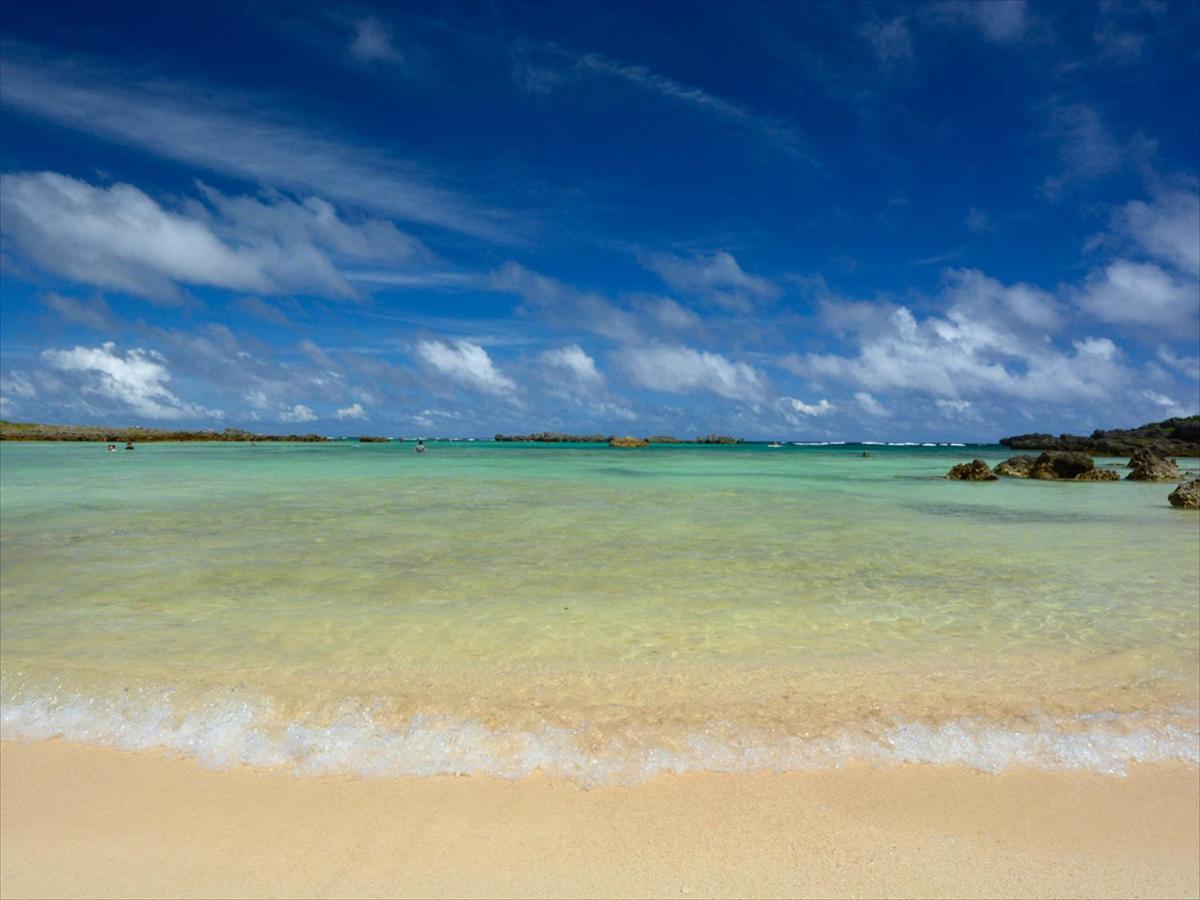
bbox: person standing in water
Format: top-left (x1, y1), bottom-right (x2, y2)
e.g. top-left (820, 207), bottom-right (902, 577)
top-left (415, 439), bottom-right (427, 453)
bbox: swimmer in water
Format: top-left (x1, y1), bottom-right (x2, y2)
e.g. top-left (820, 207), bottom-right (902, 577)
top-left (125, 441), bottom-right (135, 450)
top-left (415, 439), bottom-right (427, 453)
top-left (107, 444), bottom-right (116, 452)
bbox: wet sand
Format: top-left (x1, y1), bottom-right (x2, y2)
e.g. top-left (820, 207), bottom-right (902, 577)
top-left (1, 740), bottom-right (1196, 899)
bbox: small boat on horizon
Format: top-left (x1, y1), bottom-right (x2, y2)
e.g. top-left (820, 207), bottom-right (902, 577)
top-left (767, 441), bottom-right (782, 448)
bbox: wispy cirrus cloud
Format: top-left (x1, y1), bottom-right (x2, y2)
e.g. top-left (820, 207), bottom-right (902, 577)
top-left (0, 56), bottom-right (518, 242)
top-left (512, 42), bottom-right (820, 169)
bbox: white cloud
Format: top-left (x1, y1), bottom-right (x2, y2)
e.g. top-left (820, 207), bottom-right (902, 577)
top-left (855, 392), bottom-right (890, 417)
top-left (1110, 189), bottom-right (1200, 276)
top-left (795, 294), bottom-right (1134, 406)
top-left (335, 402), bottom-right (367, 420)
top-left (490, 262), bottom-right (642, 343)
top-left (41, 341), bottom-right (219, 420)
top-left (643, 251), bottom-right (779, 312)
top-left (417, 340), bottom-right (517, 395)
top-left (1075, 260), bottom-right (1197, 330)
top-left (279, 404), bottom-right (317, 423)
top-left (781, 396), bottom-right (834, 417)
top-left (350, 17), bottom-right (401, 64)
top-left (942, 268), bottom-right (1063, 332)
top-left (936, 398), bottom-right (974, 416)
top-left (0, 58), bottom-right (513, 241)
top-left (540, 344), bottom-right (603, 385)
top-left (0, 172), bottom-right (427, 301)
top-left (616, 345), bottom-right (766, 402)
top-left (1157, 346), bottom-right (1200, 381)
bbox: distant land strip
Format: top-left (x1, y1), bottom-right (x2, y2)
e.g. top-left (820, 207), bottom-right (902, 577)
top-left (999, 416), bottom-right (1200, 457)
top-left (0, 421), bottom-right (328, 442)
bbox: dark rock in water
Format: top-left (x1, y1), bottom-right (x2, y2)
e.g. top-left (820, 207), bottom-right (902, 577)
top-left (1168, 479), bottom-right (1200, 509)
top-left (1075, 468), bottom-right (1120, 481)
top-left (1126, 449), bottom-right (1181, 481)
top-left (358, 436), bottom-right (389, 442)
top-left (608, 436), bottom-right (649, 448)
top-left (999, 415), bottom-right (1200, 457)
top-left (995, 455), bottom-right (1037, 478)
top-left (1030, 451), bottom-right (1094, 480)
top-left (945, 459), bottom-right (997, 480)
top-left (695, 434), bottom-right (743, 444)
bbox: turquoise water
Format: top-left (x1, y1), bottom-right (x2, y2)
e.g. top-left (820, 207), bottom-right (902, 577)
top-left (2, 440), bottom-right (1198, 784)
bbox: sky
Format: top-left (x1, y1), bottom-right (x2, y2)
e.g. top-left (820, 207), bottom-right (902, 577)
top-left (0, 0), bottom-right (1197, 440)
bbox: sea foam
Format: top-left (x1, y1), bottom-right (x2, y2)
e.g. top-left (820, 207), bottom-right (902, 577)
top-left (2, 689), bottom-right (1196, 787)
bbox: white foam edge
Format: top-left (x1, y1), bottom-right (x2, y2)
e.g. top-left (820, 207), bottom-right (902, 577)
top-left (2, 692), bottom-right (1197, 787)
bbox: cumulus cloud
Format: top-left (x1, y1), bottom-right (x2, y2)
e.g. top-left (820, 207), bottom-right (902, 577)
top-left (0, 172), bottom-right (428, 301)
top-left (616, 345), bottom-right (766, 401)
top-left (781, 396), bottom-right (834, 417)
top-left (417, 340), bottom-right (517, 395)
top-left (942, 268), bottom-right (1063, 332)
top-left (642, 251), bottom-right (779, 312)
top-left (40, 341), bottom-right (219, 420)
top-left (1075, 260), bottom-right (1197, 330)
top-left (540, 344), bottom-right (603, 385)
top-left (279, 404), bottom-right (317, 423)
top-left (335, 402), bottom-right (367, 420)
top-left (855, 392), bottom-right (890, 417)
top-left (794, 292), bottom-right (1135, 406)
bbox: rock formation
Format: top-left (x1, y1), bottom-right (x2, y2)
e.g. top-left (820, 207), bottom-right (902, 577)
top-left (1075, 468), bottom-right (1120, 481)
top-left (945, 459), bottom-right (998, 480)
top-left (1168, 479), bottom-right (1200, 509)
top-left (994, 455), bottom-right (1037, 478)
top-left (1029, 451), bottom-right (1095, 480)
top-left (1125, 448), bottom-right (1182, 481)
top-left (608, 436), bottom-right (649, 448)
top-left (1000, 415), bottom-right (1200, 457)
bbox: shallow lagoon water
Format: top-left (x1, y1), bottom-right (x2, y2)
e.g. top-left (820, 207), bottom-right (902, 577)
top-left (2, 441), bottom-right (1197, 784)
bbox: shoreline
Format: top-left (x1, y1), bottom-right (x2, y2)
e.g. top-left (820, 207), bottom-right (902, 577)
top-left (2, 740), bottom-right (1197, 899)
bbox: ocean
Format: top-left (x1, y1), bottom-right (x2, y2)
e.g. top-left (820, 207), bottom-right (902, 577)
top-left (2, 440), bottom-right (1197, 786)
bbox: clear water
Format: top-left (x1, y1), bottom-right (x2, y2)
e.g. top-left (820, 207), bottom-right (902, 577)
top-left (2, 440), bottom-right (1198, 784)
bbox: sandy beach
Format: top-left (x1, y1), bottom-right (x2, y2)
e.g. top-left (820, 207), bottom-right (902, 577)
top-left (2, 740), bottom-right (1197, 899)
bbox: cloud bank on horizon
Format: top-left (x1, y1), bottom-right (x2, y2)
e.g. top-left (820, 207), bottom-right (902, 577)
top-left (1, 0), bottom-right (1197, 440)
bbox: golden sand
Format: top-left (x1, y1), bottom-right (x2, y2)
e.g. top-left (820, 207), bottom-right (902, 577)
top-left (1, 740), bottom-right (1196, 899)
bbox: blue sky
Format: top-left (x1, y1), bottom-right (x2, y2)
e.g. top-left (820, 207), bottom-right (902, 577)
top-left (1, 0), bottom-right (1197, 440)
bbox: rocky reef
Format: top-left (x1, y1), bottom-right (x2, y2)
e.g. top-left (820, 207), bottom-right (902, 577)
top-left (358, 436), bottom-right (390, 443)
top-left (608, 436), bottom-right (649, 448)
top-left (1125, 448), bottom-right (1182, 481)
top-left (1168, 479), bottom-right (1200, 509)
top-left (945, 459), bottom-right (997, 480)
top-left (695, 434), bottom-right (743, 444)
top-left (0, 421), bottom-right (328, 442)
top-left (1000, 416), bottom-right (1200, 457)
top-left (991, 451), bottom-right (1119, 481)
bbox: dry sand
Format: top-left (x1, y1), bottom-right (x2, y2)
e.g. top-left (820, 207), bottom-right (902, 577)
top-left (1, 739), bottom-right (1197, 899)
